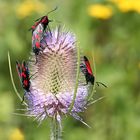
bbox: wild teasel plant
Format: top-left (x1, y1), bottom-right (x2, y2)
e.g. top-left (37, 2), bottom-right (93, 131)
top-left (8, 26), bottom-right (103, 140)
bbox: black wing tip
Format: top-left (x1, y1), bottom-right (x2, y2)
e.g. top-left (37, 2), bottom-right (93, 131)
top-left (83, 56), bottom-right (88, 61)
top-left (23, 61), bottom-right (29, 69)
top-left (22, 61), bottom-right (26, 66)
top-left (16, 60), bottom-right (19, 65)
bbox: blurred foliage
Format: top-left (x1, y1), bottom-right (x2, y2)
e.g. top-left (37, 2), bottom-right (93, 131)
top-left (0, 0), bottom-right (140, 140)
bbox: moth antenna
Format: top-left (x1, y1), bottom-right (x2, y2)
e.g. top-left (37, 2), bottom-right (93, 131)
top-left (47, 6), bottom-right (58, 15)
top-left (35, 6), bottom-right (58, 22)
top-left (96, 82), bottom-right (107, 88)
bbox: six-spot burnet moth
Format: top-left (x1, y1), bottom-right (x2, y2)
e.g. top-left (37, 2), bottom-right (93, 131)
top-left (29, 7), bottom-right (57, 60)
top-left (16, 61), bottom-right (31, 103)
top-left (29, 7), bottom-right (58, 33)
top-left (80, 56), bottom-right (107, 87)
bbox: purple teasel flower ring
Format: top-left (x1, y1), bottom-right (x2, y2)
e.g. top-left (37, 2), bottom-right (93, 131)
top-left (22, 26), bottom-right (91, 126)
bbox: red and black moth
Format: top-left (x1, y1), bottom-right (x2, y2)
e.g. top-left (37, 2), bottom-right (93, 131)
top-left (16, 61), bottom-right (31, 103)
top-left (32, 24), bottom-right (44, 57)
top-left (80, 56), bottom-right (107, 87)
top-left (29, 16), bottom-right (51, 33)
top-left (29, 7), bottom-right (58, 33)
top-left (29, 7), bottom-right (58, 60)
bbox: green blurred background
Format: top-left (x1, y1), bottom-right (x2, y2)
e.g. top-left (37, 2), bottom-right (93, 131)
top-left (0, 0), bottom-right (140, 140)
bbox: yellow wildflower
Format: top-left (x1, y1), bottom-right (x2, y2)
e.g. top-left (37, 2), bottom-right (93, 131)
top-left (88, 4), bottom-right (113, 20)
top-left (111, 0), bottom-right (134, 12)
top-left (9, 128), bottom-right (24, 140)
top-left (16, 0), bottom-right (46, 19)
top-left (110, 0), bottom-right (140, 13)
top-left (133, 1), bottom-right (140, 13)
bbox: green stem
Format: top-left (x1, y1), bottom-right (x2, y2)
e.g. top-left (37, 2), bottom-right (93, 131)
top-left (68, 45), bottom-right (80, 112)
top-left (50, 116), bottom-right (62, 140)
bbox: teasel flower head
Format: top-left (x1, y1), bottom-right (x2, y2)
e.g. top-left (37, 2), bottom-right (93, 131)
top-left (24, 26), bottom-right (90, 127)
top-left (6, 25), bottom-right (95, 139)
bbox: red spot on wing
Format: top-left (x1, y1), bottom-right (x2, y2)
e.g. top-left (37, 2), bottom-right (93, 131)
top-left (23, 80), bottom-right (28, 86)
top-left (35, 42), bottom-right (40, 48)
top-left (31, 21), bottom-right (40, 30)
top-left (31, 25), bottom-right (35, 30)
top-left (35, 34), bottom-right (39, 39)
top-left (41, 17), bottom-right (48, 24)
top-left (21, 72), bottom-right (26, 78)
top-left (22, 64), bottom-right (26, 72)
top-left (38, 29), bottom-right (43, 33)
top-left (84, 58), bottom-right (93, 75)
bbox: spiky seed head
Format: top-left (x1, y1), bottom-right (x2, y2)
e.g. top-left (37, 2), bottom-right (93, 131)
top-left (24, 26), bottom-right (89, 124)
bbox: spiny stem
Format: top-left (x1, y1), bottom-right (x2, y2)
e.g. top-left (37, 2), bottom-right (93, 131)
top-left (8, 52), bottom-right (27, 106)
top-left (50, 116), bottom-right (62, 140)
top-left (68, 45), bottom-right (80, 112)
